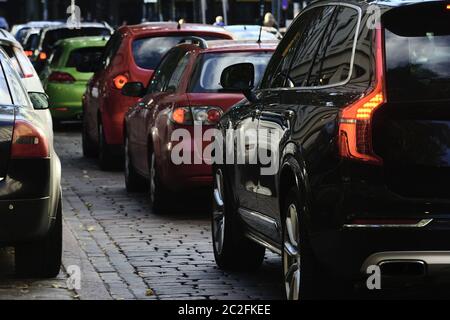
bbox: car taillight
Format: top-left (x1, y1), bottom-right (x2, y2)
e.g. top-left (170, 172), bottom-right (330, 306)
top-left (171, 106), bottom-right (223, 125)
top-left (113, 74), bottom-right (128, 90)
top-left (38, 52), bottom-right (48, 60)
top-left (48, 71), bottom-right (75, 83)
top-left (338, 28), bottom-right (385, 165)
top-left (24, 50), bottom-right (33, 57)
top-left (11, 120), bottom-right (49, 159)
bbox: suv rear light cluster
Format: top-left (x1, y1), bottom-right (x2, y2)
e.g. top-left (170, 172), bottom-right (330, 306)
top-left (48, 71), bottom-right (76, 83)
top-left (338, 29), bottom-right (385, 165)
top-left (171, 106), bottom-right (223, 125)
top-left (11, 120), bottom-right (49, 159)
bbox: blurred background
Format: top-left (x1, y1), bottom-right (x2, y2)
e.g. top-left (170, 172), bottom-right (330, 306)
top-left (0, 0), bottom-right (311, 28)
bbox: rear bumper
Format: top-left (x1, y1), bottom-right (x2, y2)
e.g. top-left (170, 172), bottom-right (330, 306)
top-left (0, 196), bottom-right (52, 245)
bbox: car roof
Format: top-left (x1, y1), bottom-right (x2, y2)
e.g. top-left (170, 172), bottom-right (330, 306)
top-left (56, 36), bottom-right (109, 48)
top-left (311, 0), bottom-right (444, 8)
top-left (120, 22), bottom-right (233, 38)
top-left (42, 22), bottom-right (112, 32)
top-left (179, 39), bottom-right (278, 54)
top-left (0, 28), bottom-right (21, 47)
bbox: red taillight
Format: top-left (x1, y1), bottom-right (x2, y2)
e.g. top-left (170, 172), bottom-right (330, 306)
top-left (338, 28), bottom-right (385, 165)
top-left (24, 50), bottom-right (33, 57)
top-left (11, 120), bottom-right (49, 159)
top-left (171, 107), bottom-right (191, 125)
top-left (207, 109), bottom-right (222, 123)
top-left (113, 74), bottom-right (128, 90)
top-left (446, 4), bottom-right (450, 10)
top-left (48, 71), bottom-right (75, 83)
top-left (39, 52), bottom-right (48, 60)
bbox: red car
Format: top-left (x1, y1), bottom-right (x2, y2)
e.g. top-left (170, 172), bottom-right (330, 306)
top-left (122, 40), bottom-right (276, 212)
top-left (81, 22), bottom-right (233, 170)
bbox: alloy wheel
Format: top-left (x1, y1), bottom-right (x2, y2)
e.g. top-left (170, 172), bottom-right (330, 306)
top-left (283, 203), bottom-right (301, 300)
top-left (212, 170), bottom-right (225, 255)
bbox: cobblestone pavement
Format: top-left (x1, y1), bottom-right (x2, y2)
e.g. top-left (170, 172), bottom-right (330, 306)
top-left (57, 127), bottom-right (283, 300)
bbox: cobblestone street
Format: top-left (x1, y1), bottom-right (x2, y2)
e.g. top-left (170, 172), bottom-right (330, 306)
top-left (1, 126), bottom-right (283, 300)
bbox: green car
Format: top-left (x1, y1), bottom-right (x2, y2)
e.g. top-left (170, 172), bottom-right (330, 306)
top-left (40, 36), bottom-right (108, 123)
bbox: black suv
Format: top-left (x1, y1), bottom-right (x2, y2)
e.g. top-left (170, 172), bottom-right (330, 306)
top-left (212, 0), bottom-right (450, 299)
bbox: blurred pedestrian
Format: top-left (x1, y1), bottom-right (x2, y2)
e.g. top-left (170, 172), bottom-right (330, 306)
top-left (213, 16), bottom-right (225, 27)
top-left (263, 12), bottom-right (278, 29)
top-left (178, 18), bottom-right (186, 25)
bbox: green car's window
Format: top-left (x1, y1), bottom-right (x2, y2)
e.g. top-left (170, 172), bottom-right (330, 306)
top-left (66, 47), bottom-right (104, 70)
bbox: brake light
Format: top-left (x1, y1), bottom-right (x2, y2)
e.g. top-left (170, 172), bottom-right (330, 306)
top-left (447, 4), bottom-right (450, 10)
top-left (48, 71), bottom-right (75, 83)
top-left (24, 50), bottom-right (33, 57)
top-left (39, 52), bottom-right (48, 60)
top-left (172, 107), bottom-right (191, 125)
top-left (11, 120), bottom-right (49, 159)
top-left (338, 28), bottom-right (385, 165)
top-left (113, 74), bottom-right (128, 90)
top-left (192, 107), bottom-right (223, 125)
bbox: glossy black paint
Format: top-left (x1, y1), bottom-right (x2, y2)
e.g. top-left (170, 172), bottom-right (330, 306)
top-left (216, 0), bottom-right (450, 279)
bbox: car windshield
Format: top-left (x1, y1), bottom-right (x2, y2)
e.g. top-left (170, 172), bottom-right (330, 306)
top-left (132, 34), bottom-right (228, 70)
top-left (385, 15), bottom-right (450, 102)
top-left (189, 51), bottom-right (272, 93)
top-left (66, 47), bottom-right (105, 70)
top-left (42, 27), bottom-right (111, 52)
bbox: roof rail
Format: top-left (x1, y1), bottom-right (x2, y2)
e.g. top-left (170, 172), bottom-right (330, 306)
top-left (178, 36), bottom-right (208, 49)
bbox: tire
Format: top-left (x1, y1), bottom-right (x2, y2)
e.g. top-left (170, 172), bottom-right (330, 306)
top-left (148, 149), bottom-right (170, 214)
top-left (15, 194), bottom-right (63, 278)
top-left (124, 134), bottom-right (147, 192)
top-left (82, 117), bottom-right (97, 158)
top-left (98, 122), bottom-right (114, 171)
top-left (212, 168), bottom-right (265, 271)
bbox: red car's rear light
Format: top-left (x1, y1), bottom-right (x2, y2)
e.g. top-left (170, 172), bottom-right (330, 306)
top-left (446, 3), bottom-right (450, 10)
top-left (171, 106), bottom-right (223, 125)
top-left (11, 120), bottom-right (49, 159)
top-left (113, 74), bottom-right (129, 90)
top-left (48, 71), bottom-right (75, 83)
top-left (338, 28), bottom-right (385, 165)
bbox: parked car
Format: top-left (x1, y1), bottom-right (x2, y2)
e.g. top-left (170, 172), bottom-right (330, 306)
top-left (212, 0), bottom-right (450, 299)
top-left (40, 36), bottom-right (108, 124)
top-left (31, 22), bottom-right (113, 72)
top-left (122, 40), bottom-right (276, 213)
top-left (81, 22), bottom-right (234, 170)
top-left (224, 25), bottom-right (282, 41)
top-left (0, 32), bottom-right (62, 278)
top-left (11, 21), bottom-right (63, 45)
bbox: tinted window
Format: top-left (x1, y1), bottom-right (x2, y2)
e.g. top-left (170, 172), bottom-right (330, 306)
top-left (0, 52), bottom-right (30, 106)
top-left (102, 32), bottom-right (122, 68)
top-left (50, 46), bottom-right (64, 67)
top-left (288, 6), bottom-right (336, 88)
top-left (166, 53), bottom-right (191, 92)
top-left (148, 49), bottom-right (183, 93)
top-left (308, 7), bottom-right (359, 87)
top-left (0, 59), bottom-right (12, 105)
top-left (24, 33), bottom-right (39, 51)
top-left (42, 27), bottom-right (111, 52)
top-left (66, 47), bottom-right (104, 69)
top-left (189, 52), bottom-right (272, 93)
top-left (132, 35), bottom-right (226, 70)
top-left (385, 13), bottom-right (450, 101)
top-left (1, 44), bottom-right (23, 77)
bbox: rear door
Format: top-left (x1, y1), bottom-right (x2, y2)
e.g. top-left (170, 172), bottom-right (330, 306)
top-left (373, 3), bottom-right (450, 198)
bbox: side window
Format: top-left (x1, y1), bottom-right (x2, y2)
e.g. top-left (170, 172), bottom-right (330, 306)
top-left (0, 61), bottom-right (12, 105)
top-left (0, 52), bottom-right (30, 106)
top-left (148, 50), bottom-right (181, 93)
top-left (308, 6), bottom-right (360, 87)
top-left (287, 6), bottom-right (336, 87)
top-left (166, 53), bottom-right (191, 92)
top-left (102, 32), bottom-right (122, 68)
top-left (50, 46), bottom-right (63, 67)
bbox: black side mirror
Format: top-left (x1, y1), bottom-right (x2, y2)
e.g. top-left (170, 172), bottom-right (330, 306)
top-left (221, 63), bottom-right (255, 91)
top-left (28, 92), bottom-right (49, 110)
top-left (122, 82), bottom-right (145, 97)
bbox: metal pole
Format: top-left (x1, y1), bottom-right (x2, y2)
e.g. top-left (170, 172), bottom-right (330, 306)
top-left (41, 0), bottom-right (48, 20)
top-left (222, 0), bottom-right (228, 25)
top-left (200, 0), bottom-right (207, 24)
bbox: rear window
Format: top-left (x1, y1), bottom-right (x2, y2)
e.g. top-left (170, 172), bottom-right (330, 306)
top-left (384, 6), bottom-right (450, 102)
top-left (42, 27), bottom-right (111, 51)
top-left (189, 52), bottom-right (272, 93)
top-left (66, 47), bottom-right (104, 70)
top-left (132, 35), bottom-right (227, 70)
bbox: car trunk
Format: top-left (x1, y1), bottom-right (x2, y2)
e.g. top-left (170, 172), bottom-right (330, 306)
top-left (373, 3), bottom-right (450, 198)
top-left (0, 105), bottom-right (16, 179)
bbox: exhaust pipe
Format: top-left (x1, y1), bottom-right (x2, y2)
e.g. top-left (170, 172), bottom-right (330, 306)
top-left (379, 260), bottom-right (426, 277)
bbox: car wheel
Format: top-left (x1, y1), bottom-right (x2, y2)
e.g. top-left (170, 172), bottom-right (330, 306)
top-left (15, 192), bottom-right (63, 278)
top-left (212, 168), bottom-right (265, 271)
top-left (124, 134), bottom-right (147, 192)
top-left (148, 150), bottom-right (169, 213)
top-left (282, 187), bottom-right (321, 300)
top-left (98, 122), bottom-right (114, 170)
top-left (82, 117), bottom-right (97, 158)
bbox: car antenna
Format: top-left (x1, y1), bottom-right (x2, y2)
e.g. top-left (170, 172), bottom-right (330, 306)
top-left (257, 25), bottom-right (263, 44)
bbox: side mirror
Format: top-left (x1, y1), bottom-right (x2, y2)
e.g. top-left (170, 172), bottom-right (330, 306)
top-left (220, 63), bottom-right (255, 92)
top-left (28, 92), bottom-right (49, 110)
top-left (122, 82), bottom-right (145, 97)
